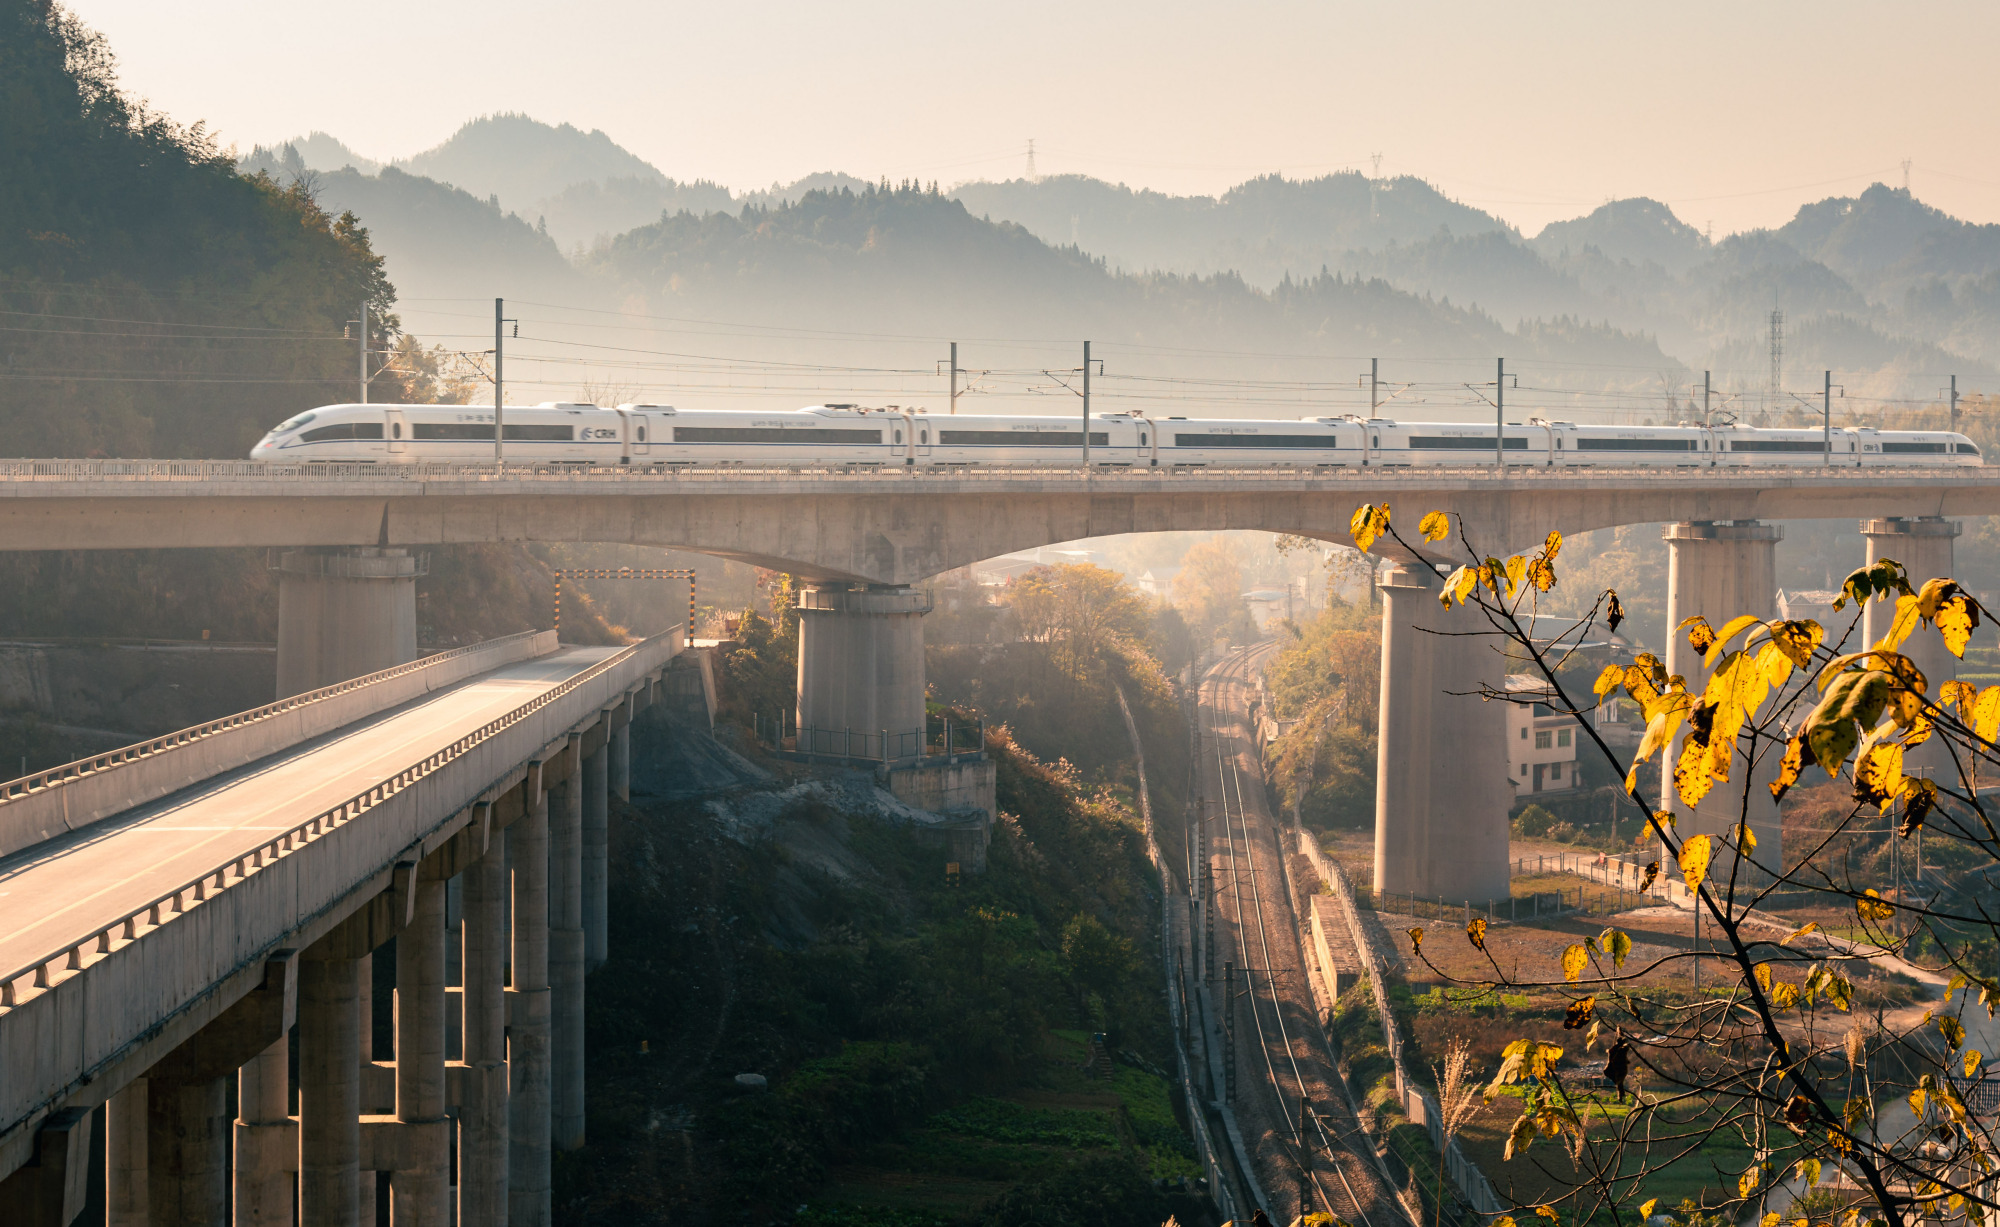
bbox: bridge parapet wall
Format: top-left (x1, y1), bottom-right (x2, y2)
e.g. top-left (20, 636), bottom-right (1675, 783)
top-left (0, 630), bottom-right (558, 864)
top-left (0, 631), bottom-right (676, 1174)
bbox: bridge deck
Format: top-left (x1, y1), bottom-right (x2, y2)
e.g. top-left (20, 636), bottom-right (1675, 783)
top-left (0, 646), bottom-right (620, 981)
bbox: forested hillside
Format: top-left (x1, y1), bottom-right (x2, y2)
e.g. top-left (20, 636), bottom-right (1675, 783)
top-left (0, 2), bottom-right (391, 458)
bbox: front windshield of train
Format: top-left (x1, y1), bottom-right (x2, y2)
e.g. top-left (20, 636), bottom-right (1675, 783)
top-left (273, 412), bottom-right (316, 434)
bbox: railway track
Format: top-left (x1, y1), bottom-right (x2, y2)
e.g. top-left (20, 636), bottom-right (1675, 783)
top-left (1200, 645), bottom-right (1404, 1227)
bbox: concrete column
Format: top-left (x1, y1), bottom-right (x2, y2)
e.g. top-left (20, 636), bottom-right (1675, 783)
top-left (1861, 517), bottom-right (1961, 782)
top-left (509, 778), bottom-right (553, 1227)
top-left (275, 547), bottom-right (423, 698)
top-left (391, 867), bottom-right (451, 1224)
top-left (0, 1107), bottom-right (93, 1227)
top-left (795, 583), bottom-right (929, 761)
top-left (355, 952), bottom-right (379, 1212)
top-left (611, 718), bottom-right (631, 802)
top-left (234, 1039), bottom-right (296, 1226)
top-left (583, 742), bottom-right (610, 970)
top-left (1372, 558), bottom-right (1510, 902)
top-left (550, 746), bottom-right (587, 1150)
top-left (1662, 521), bottom-right (1785, 871)
top-left (460, 824), bottom-right (510, 1225)
top-left (108, 1080), bottom-right (148, 1227)
top-left (301, 951), bottom-right (363, 1227)
top-left (147, 1075), bottom-right (230, 1225)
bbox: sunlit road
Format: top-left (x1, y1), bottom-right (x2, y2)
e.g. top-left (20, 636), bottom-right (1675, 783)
top-left (0, 648), bottom-right (620, 980)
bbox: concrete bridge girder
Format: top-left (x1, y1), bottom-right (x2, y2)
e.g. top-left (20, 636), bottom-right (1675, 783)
top-left (0, 468), bottom-right (1987, 585)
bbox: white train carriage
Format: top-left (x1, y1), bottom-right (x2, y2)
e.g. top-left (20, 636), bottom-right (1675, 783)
top-left (250, 402), bottom-right (1983, 470)
top-left (1155, 417), bottom-right (1357, 465)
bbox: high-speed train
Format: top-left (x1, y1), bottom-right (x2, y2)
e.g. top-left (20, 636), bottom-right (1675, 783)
top-left (249, 402), bottom-right (1984, 468)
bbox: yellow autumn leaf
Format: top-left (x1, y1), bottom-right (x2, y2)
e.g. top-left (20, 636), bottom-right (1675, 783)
top-left (1854, 741), bottom-right (1905, 813)
top-left (1638, 1200), bottom-right (1657, 1220)
top-left (1937, 593), bottom-right (1980, 659)
top-left (1593, 665), bottom-right (1626, 699)
top-left (1877, 594), bottom-right (1922, 652)
top-left (1781, 921), bottom-right (1818, 945)
top-left (1977, 685), bottom-right (2000, 744)
top-left (1940, 1014), bottom-right (1967, 1052)
top-left (1419, 510), bottom-right (1451, 542)
top-left (1968, 1050), bottom-right (1984, 1079)
top-left (1560, 943), bottom-right (1589, 982)
top-left (1734, 823), bottom-right (1756, 854)
top-left (1705, 614), bottom-right (1768, 668)
top-left (1439, 565), bottom-right (1479, 608)
top-left (1769, 734), bottom-right (1806, 803)
top-left (1349, 503), bottom-right (1390, 552)
top-left (1754, 641), bottom-right (1797, 689)
top-left (1674, 733), bottom-right (1717, 807)
top-left (1856, 890), bottom-right (1895, 922)
top-left (1739, 1164), bottom-right (1762, 1199)
top-left (1767, 619), bottom-right (1823, 669)
top-left (1505, 554), bottom-right (1529, 598)
top-left (1526, 556), bottom-right (1558, 593)
top-left (1754, 963), bottom-right (1773, 993)
top-left (1680, 614), bottom-right (1716, 657)
top-left (1679, 833), bottom-right (1714, 891)
top-left (1941, 678), bottom-right (1978, 716)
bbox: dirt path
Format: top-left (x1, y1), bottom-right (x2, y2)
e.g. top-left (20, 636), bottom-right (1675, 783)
top-left (1198, 646), bottom-right (1405, 1227)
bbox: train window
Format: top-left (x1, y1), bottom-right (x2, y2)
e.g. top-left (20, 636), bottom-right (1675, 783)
top-left (1140, 433), bottom-right (1147, 446)
top-left (637, 426), bottom-right (646, 441)
top-left (920, 430), bottom-right (928, 444)
top-left (392, 422), bottom-right (402, 439)
top-left (1372, 435), bottom-right (1379, 447)
top-left (1959, 442), bottom-right (1982, 455)
top-left (895, 430), bottom-right (904, 444)
top-left (277, 412), bottom-right (316, 432)
top-left (301, 422), bottom-right (385, 442)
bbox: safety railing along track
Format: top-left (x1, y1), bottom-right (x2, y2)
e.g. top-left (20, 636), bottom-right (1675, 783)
top-left (0, 631), bottom-right (543, 806)
top-left (0, 629), bottom-right (676, 1012)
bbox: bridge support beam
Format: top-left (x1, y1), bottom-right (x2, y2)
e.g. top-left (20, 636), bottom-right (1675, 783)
top-left (276, 547), bottom-right (423, 698)
top-left (796, 584), bottom-right (929, 761)
top-left (611, 716), bottom-right (631, 802)
top-left (1862, 517), bottom-right (1961, 782)
top-left (301, 950), bottom-right (363, 1227)
top-left (509, 771), bottom-right (553, 1227)
top-left (390, 864), bottom-right (451, 1224)
top-left (460, 820), bottom-right (510, 1226)
top-left (108, 1081), bottom-right (147, 1227)
top-left (1662, 521), bottom-right (1785, 873)
top-left (551, 739), bottom-right (587, 1151)
top-left (234, 1039), bottom-right (297, 1227)
top-left (1372, 559), bottom-right (1510, 903)
top-left (584, 739), bottom-right (610, 970)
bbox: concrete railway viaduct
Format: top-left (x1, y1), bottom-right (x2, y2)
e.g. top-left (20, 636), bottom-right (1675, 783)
top-left (0, 458), bottom-right (1995, 1225)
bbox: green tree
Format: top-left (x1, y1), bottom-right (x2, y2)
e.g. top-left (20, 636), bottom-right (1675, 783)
top-left (1172, 539), bottom-right (1250, 644)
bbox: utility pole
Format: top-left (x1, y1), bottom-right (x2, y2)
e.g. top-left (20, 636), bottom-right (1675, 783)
top-left (1702, 370), bottom-right (1710, 425)
top-left (1823, 369), bottom-right (1832, 466)
top-left (1081, 340), bottom-right (1091, 468)
top-left (1951, 374), bottom-right (1960, 431)
top-left (1495, 357), bottom-right (1506, 467)
top-left (949, 342), bottom-right (960, 414)
top-left (1370, 357), bottom-right (1379, 414)
top-left (358, 301), bottom-right (369, 404)
top-left (494, 297), bottom-right (506, 464)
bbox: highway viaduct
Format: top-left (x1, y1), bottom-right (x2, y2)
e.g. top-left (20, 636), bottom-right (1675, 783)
top-left (0, 458), bottom-right (1993, 1224)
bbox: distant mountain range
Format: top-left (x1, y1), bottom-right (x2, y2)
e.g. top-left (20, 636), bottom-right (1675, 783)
top-left (239, 113), bottom-right (2000, 407)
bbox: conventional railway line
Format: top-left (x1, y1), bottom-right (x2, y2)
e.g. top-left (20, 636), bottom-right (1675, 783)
top-left (1199, 646), bottom-right (1405, 1227)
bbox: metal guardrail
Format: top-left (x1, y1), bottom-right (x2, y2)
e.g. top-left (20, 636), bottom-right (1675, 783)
top-left (0, 630), bottom-right (544, 807)
top-left (0, 628), bottom-right (679, 1012)
top-left (0, 458), bottom-right (1983, 486)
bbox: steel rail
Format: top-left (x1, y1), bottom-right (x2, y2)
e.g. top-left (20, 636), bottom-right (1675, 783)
top-left (1206, 648), bottom-right (1379, 1227)
top-left (0, 626), bottom-right (678, 1011)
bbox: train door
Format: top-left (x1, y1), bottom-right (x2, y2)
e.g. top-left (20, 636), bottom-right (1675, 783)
top-left (627, 409), bottom-right (651, 459)
top-left (1137, 415), bottom-right (1157, 467)
top-left (913, 414), bottom-right (932, 463)
top-left (383, 408), bottom-right (408, 455)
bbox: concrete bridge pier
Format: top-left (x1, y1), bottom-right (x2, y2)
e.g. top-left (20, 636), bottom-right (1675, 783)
top-left (108, 1082), bottom-right (147, 1227)
top-left (275, 547), bottom-right (423, 698)
top-left (1662, 521), bottom-right (1785, 873)
top-left (583, 737), bottom-right (609, 970)
top-left (233, 1039), bottom-right (295, 1226)
top-left (509, 767), bottom-right (554, 1227)
top-left (796, 584), bottom-right (929, 760)
top-left (550, 736), bottom-right (587, 1152)
top-left (459, 813), bottom-right (511, 1225)
top-left (391, 865), bottom-right (451, 1224)
top-left (301, 946), bottom-right (364, 1227)
top-left (1862, 517), bottom-right (1961, 782)
top-left (611, 712), bottom-right (631, 801)
top-left (1372, 558), bottom-right (1511, 903)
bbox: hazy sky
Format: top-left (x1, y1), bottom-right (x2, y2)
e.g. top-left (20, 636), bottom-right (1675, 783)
top-left (68, 0), bottom-right (2000, 236)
